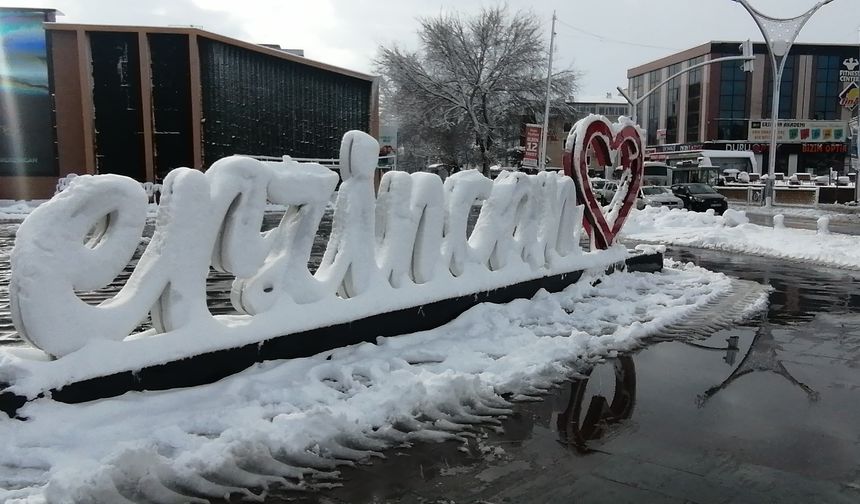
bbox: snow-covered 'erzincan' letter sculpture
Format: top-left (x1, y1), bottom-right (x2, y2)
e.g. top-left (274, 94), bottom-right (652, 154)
top-left (9, 129), bottom-right (618, 362)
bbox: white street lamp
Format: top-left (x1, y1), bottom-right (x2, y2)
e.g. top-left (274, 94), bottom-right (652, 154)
top-left (731, 0), bottom-right (836, 206)
top-left (855, 27), bottom-right (860, 203)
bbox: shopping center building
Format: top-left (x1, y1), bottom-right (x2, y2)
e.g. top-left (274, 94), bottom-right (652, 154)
top-left (627, 41), bottom-right (859, 176)
top-left (0, 7), bottom-right (378, 200)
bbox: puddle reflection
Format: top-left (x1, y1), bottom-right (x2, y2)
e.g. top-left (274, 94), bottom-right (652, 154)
top-left (697, 322), bottom-right (819, 406)
top-left (556, 356), bottom-right (636, 453)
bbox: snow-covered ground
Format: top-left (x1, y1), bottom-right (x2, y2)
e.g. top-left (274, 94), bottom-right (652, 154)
top-left (625, 207), bottom-right (860, 270)
top-left (0, 201), bottom-right (44, 221)
top-left (0, 261), bottom-right (767, 503)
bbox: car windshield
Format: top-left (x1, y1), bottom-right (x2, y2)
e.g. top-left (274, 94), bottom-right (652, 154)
top-left (642, 186), bottom-right (669, 196)
top-left (686, 183), bottom-right (717, 194)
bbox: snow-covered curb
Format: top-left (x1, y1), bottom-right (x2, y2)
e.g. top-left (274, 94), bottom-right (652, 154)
top-left (0, 261), bottom-right (767, 503)
top-left (624, 207), bottom-right (860, 271)
top-left (732, 203), bottom-right (860, 222)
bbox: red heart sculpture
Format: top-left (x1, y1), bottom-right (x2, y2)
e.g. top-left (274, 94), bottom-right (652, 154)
top-left (562, 116), bottom-right (644, 250)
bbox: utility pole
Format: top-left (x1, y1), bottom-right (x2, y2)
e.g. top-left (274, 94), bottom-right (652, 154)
top-left (539, 10), bottom-right (556, 171)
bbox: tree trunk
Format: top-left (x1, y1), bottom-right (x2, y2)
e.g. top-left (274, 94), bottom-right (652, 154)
top-left (478, 138), bottom-right (490, 177)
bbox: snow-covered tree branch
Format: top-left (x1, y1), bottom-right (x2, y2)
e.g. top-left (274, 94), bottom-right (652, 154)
top-left (376, 5), bottom-right (578, 175)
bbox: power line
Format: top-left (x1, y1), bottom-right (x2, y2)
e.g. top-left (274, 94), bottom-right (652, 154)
top-left (555, 19), bottom-right (681, 52)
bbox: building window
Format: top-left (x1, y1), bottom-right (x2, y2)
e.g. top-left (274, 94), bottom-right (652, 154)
top-left (647, 69), bottom-right (662, 145)
top-left (717, 58), bottom-right (748, 141)
top-left (764, 55), bottom-right (795, 119)
top-left (665, 63), bottom-right (682, 144)
top-left (813, 55), bottom-right (841, 120)
top-left (686, 56), bottom-right (703, 142)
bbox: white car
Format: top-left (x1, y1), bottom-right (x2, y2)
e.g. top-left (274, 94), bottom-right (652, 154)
top-left (636, 186), bottom-right (684, 210)
top-left (591, 179), bottom-right (618, 205)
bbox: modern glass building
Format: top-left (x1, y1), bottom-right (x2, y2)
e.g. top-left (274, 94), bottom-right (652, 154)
top-left (0, 7), bottom-right (378, 200)
top-left (628, 41), bottom-right (859, 176)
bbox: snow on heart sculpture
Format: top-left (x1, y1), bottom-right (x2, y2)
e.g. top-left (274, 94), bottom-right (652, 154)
top-left (563, 115), bottom-right (645, 250)
top-left (3, 118), bottom-right (645, 396)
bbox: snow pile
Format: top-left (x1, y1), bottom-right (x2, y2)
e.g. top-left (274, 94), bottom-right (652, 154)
top-left (0, 201), bottom-right (43, 221)
top-left (625, 206), bottom-right (860, 270)
top-left (0, 261), bottom-right (764, 503)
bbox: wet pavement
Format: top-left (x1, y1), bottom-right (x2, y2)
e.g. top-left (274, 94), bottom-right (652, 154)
top-left (2, 218), bottom-right (860, 503)
top-left (269, 247), bottom-right (860, 504)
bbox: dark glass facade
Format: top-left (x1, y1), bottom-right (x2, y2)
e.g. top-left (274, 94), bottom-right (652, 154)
top-left (685, 56), bottom-right (703, 142)
top-left (90, 32), bottom-right (146, 179)
top-left (199, 39), bottom-right (372, 163)
top-left (764, 55), bottom-right (795, 119)
top-left (665, 63), bottom-right (681, 144)
top-left (716, 57), bottom-right (748, 140)
top-left (813, 55), bottom-right (841, 120)
top-left (149, 34), bottom-right (193, 178)
top-left (646, 69), bottom-right (662, 145)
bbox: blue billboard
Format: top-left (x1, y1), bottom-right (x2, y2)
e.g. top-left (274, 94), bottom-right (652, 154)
top-left (0, 10), bottom-right (54, 177)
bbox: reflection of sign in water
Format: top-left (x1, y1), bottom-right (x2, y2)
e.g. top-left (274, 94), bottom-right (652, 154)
top-left (522, 123), bottom-right (541, 167)
top-left (748, 120), bottom-right (847, 143)
top-left (556, 356), bottom-right (636, 452)
top-left (0, 10), bottom-right (54, 176)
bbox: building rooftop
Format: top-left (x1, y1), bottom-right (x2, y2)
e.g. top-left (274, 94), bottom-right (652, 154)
top-left (571, 92), bottom-right (629, 105)
top-left (45, 22), bottom-right (375, 82)
top-left (628, 40), bottom-right (860, 78)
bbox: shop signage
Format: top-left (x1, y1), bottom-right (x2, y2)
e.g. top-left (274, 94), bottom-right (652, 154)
top-left (715, 142), bottom-right (770, 153)
top-left (839, 82), bottom-right (858, 111)
top-left (840, 57), bottom-right (859, 83)
top-left (801, 143), bottom-right (848, 154)
top-left (653, 143), bottom-right (703, 153)
top-left (748, 120), bottom-right (847, 143)
top-left (522, 123), bottom-right (542, 167)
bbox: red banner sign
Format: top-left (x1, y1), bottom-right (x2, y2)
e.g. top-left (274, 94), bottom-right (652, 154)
top-left (522, 123), bottom-right (542, 167)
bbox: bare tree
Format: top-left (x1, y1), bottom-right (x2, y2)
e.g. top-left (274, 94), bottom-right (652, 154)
top-left (376, 5), bottom-right (577, 176)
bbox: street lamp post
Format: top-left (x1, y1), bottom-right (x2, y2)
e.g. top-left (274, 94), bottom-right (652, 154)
top-left (731, 0), bottom-right (836, 206)
top-left (855, 27), bottom-right (860, 203)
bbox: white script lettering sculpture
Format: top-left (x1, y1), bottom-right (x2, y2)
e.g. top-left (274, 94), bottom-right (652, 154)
top-left (10, 130), bottom-right (594, 359)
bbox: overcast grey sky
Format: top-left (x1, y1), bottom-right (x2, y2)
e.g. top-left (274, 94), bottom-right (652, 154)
top-left (7, 0), bottom-right (860, 97)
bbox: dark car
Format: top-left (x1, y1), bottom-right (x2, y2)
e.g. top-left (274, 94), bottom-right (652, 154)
top-left (670, 183), bottom-right (728, 214)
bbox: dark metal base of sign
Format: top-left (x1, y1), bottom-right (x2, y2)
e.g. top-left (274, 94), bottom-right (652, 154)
top-left (0, 252), bottom-right (663, 419)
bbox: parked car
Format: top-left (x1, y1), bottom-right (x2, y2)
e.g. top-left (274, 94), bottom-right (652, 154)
top-left (636, 186), bottom-right (684, 210)
top-left (591, 179), bottom-right (618, 205)
top-left (425, 163), bottom-right (459, 180)
top-left (670, 183), bottom-right (728, 214)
